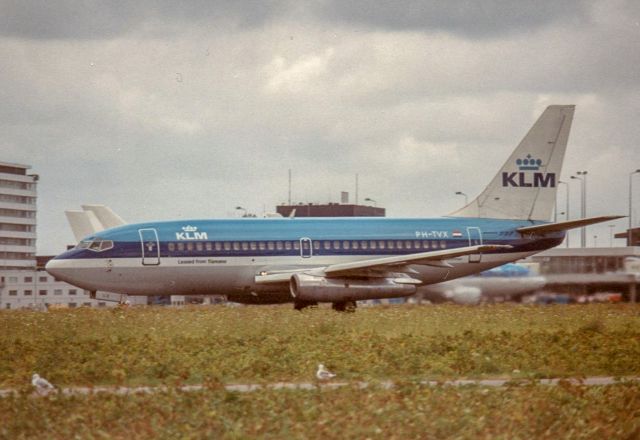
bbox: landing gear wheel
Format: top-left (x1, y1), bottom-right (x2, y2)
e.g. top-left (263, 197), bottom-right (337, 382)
top-left (332, 301), bottom-right (357, 313)
top-left (294, 300), bottom-right (318, 311)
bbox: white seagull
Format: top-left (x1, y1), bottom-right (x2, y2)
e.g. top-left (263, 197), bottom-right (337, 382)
top-left (31, 373), bottom-right (55, 394)
top-left (316, 364), bottom-right (336, 380)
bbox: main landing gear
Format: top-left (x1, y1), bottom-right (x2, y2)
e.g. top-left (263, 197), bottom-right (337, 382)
top-left (293, 300), bottom-right (318, 311)
top-left (332, 301), bottom-right (357, 313)
top-left (293, 300), bottom-right (357, 312)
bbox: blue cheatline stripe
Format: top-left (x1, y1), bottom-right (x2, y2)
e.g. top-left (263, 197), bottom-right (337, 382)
top-left (53, 236), bottom-right (561, 260)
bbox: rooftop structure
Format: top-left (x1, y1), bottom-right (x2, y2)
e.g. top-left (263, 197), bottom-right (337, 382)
top-left (276, 203), bottom-right (385, 218)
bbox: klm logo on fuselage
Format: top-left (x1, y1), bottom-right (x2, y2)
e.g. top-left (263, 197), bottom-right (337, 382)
top-left (176, 225), bottom-right (208, 240)
top-left (502, 154), bottom-right (555, 188)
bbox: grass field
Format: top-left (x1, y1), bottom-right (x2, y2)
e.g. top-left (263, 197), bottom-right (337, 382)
top-left (1, 304), bottom-right (640, 438)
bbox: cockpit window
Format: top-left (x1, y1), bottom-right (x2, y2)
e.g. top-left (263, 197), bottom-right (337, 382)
top-left (77, 238), bottom-right (114, 252)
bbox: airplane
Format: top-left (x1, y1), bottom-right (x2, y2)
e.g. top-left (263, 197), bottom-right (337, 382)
top-left (418, 262), bottom-right (546, 305)
top-left (46, 105), bottom-right (623, 311)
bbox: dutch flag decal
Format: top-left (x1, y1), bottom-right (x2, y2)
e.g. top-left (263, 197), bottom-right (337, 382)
top-left (452, 229), bottom-right (463, 238)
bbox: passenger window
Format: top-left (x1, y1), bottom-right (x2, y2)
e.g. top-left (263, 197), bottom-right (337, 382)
top-left (233, 242), bottom-right (240, 251)
top-left (343, 241), bottom-right (350, 250)
top-left (168, 243), bottom-right (176, 252)
top-left (241, 242), bottom-right (248, 251)
top-left (187, 242), bottom-right (194, 251)
top-left (431, 241), bottom-right (437, 249)
top-left (352, 241), bottom-right (359, 250)
top-left (276, 241), bottom-right (283, 251)
top-left (396, 241), bottom-right (404, 249)
top-left (178, 242), bottom-right (185, 251)
top-left (285, 241), bottom-right (292, 250)
top-left (293, 241), bottom-right (300, 250)
top-left (250, 242), bottom-right (257, 251)
top-left (422, 240), bottom-right (430, 249)
top-left (378, 241), bottom-right (385, 249)
top-left (370, 241), bottom-right (377, 249)
top-left (205, 242), bottom-right (212, 251)
top-left (323, 241), bottom-right (331, 250)
top-left (215, 242), bottom-right (222, 251)
top-left (258, 242), bottom-right (265, 251)
top-left (414, 240), bottom-right (421, 249)
top-left (361, 240), bottom-right (368, 250)
top-left (268, 241), bottom-right (275, 250)
top-left (440, 240), bottom-right (447, 249)
top-left (196, 242), bottom-right (203, 251)
top-left (313, 241), bottom-right (320, 250)
top-left (223, 242), bottom-right (231, 251)
top-left (387, 241), bottom-right (395, 249)
top-left (333, 240), bottom-right (340, 249)
top-left (405, 241), bottom-right (413, 249)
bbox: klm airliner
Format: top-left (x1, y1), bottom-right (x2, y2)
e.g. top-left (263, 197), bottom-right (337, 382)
top-left (46, 105), bottom-right (621, 311)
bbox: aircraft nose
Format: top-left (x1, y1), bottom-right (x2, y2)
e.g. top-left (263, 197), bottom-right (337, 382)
top-left (45, 258), bottom-right (64, 279)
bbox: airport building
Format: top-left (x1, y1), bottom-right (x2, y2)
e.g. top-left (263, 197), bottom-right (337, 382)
top-left (0, 161), bottom-right (129, 310)
top-left (0, 161), bottom-right (38, 270)
top-left (526, 247), bottom-right (640, 302)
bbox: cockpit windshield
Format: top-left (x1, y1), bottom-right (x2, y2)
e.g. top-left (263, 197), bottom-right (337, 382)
top-left (76, 238), bottom-right (114, 252)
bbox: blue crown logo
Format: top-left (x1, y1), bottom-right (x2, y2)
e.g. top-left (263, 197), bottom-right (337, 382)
top-left (516, 154), bottom-right (542, 171)
top-left (182, 225), bottom-right (197, 232)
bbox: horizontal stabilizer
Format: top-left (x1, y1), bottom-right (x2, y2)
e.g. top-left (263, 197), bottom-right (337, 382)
top-left (65, 210), bottom-right (105, 242)
top-left (81, 205), bottom-right (126, 229)
top-left (517, 215), bottom-right (625, 235)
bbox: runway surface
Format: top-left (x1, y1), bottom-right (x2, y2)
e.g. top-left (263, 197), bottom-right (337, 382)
top-left (2, 376), bottom-right (639, 397)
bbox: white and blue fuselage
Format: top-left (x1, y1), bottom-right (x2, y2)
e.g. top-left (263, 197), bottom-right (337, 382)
top-left (46, 217), bottom-right (563, 304)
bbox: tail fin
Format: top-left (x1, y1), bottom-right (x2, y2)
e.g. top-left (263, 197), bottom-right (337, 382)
top-left (450, 105), bottom-right (575, 221)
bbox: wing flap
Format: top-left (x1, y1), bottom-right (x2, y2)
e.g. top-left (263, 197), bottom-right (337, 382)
top-left (254, 244), bottom-right (512, 284)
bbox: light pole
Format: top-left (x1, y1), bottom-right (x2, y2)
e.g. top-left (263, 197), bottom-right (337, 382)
top-left (364, 197), bottom-right (377, 207)
top-left (455, 191), bottom-right (468, 205)
top-left (608, 224), bottom-right (615, 247)
top-left (629, 169), bottom-right (640, 246)
top-left (558, 180), bottom-right (569, 247)
top-left (571, 170), bottom-right (587, 247)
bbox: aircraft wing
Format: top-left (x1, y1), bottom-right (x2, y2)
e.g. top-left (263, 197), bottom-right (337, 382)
top-left (255, 244), bottom-right (511, 284)
top-left (517, 215), bottom-right (625, 235)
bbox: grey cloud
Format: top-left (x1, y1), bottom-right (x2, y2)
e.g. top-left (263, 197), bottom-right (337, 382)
top-left (0, 0), bottom-right (291, 39)
top-left (313, 0), bottom-right (592, 37)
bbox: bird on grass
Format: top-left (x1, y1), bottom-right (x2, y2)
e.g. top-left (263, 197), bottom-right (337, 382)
top-left (31, 373), bottom-right (55, 395)
top-left (316, 364), bottom-right (336, 380)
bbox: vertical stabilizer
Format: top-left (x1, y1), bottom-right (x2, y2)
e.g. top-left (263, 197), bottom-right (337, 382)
top-left (81, 205), bottom-right (126, 229)
top-left (450, 105), bottom-right (575, 221)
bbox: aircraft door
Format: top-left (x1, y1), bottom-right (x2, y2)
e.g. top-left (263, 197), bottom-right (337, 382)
top-left (466, 227), bottom-right (482, 263)
top-left (139, 228), bottom-right (160, 266)
top-left (300, 237), bottom-right (312, 258)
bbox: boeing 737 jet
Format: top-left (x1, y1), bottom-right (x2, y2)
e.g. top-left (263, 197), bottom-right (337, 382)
top-left (46, 105), bottom-right (622, 311)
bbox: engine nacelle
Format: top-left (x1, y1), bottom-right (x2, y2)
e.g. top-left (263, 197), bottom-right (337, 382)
top-left (443, 286), bottom-right (482, 305)
top-left (290, 273), bottom-right (417, 303)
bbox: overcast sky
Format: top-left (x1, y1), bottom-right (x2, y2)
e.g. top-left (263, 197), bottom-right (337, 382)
top-left (2, 0), bottom-right (640, 254)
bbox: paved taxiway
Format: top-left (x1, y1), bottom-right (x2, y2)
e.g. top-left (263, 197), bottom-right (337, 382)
top-left (1, 376), bottom-right (638, 397)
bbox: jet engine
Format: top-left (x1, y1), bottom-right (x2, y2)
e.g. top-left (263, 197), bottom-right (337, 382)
top-left (289, 273), bottom-right (417, 303)
top-left (443, 286), bottom-right (482, 305)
